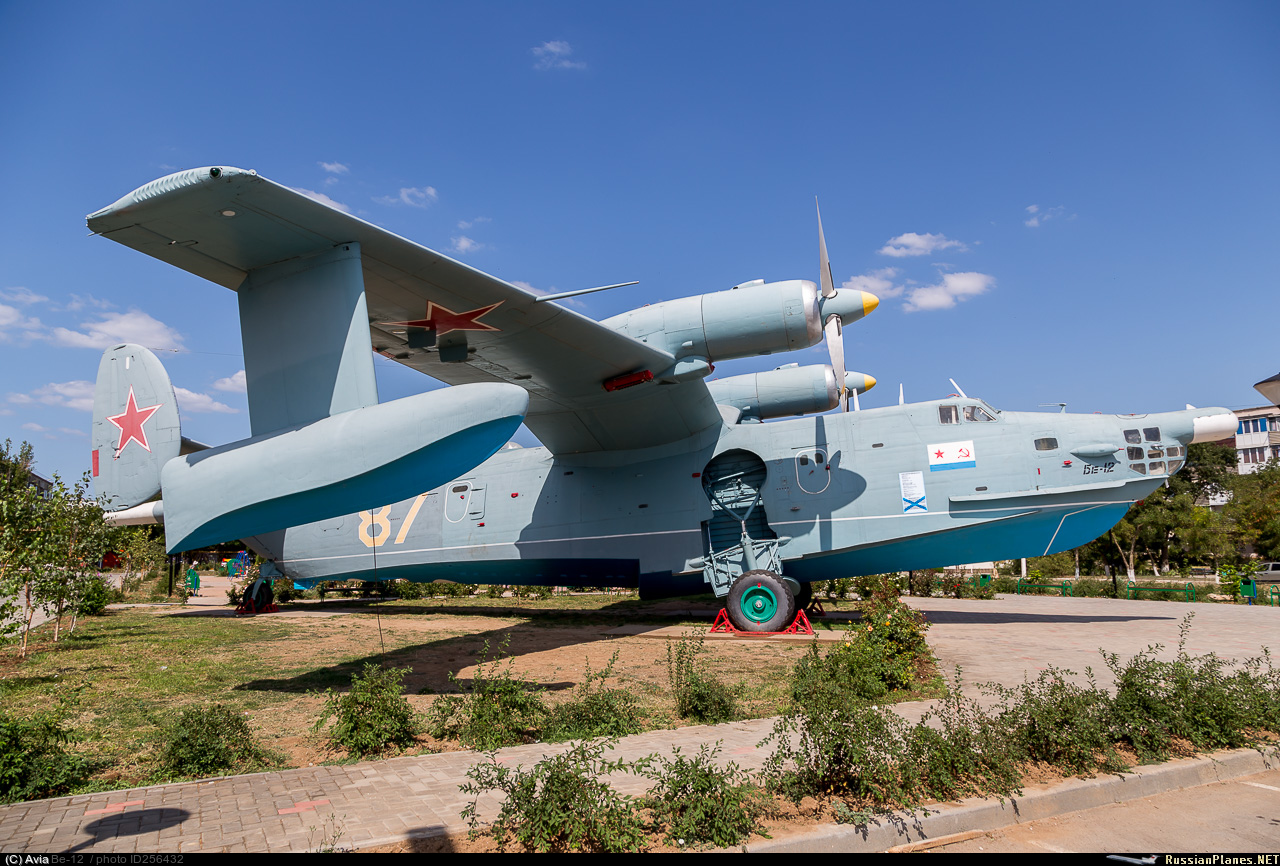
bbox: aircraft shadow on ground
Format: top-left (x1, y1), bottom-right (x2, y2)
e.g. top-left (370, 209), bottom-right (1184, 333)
top-left (233, 617), bottom-right (623, 696)
top-left (67, 808), bottom-right (190, 853)
top-left (917, 610), bottom-right (1178, 625)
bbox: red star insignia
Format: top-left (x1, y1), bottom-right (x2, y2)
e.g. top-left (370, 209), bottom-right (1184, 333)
top-left (106, 386), bottom-right (163, 457)
top-left (384, 301), bottom-right (503, 337)
top-left (934, 450), bottom-right (945, 459)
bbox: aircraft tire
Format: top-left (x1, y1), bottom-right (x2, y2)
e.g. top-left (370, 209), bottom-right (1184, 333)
top-left (794, 582), bottom-right (813, 612)
top-left (727, 570), bottom-right (794, 632)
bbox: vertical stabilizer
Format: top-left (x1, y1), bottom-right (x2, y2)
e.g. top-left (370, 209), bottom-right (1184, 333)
top-left (91, 343), bottom-right (181, 508)
top-left (239, 242), bottom-right (378, 435)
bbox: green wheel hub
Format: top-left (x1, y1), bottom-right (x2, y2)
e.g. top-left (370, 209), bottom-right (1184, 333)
top-left (740, 583), bottom-right (779, 624)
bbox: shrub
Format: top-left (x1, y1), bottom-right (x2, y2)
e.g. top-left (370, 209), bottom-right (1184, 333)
top-left (461, 738), bottom-right (647, 852)
top-left (637, 743), bottom-right (766, 848)
top-left (666, 633), bottom-right (737, 724)
top-left (485, 584), bottom-right (505, 598)
top-left (393, 580), bottom-right (426, 600)
top-left (544, 651), bottom-right (644, 742)
top-left (76, 574), bottom-right (117, 616)
top-left (158, 704), bottom-right (281, 778)
top-left (1103, 613), bottom-right (1280, 760)
top-left (986, 666), bottom-right (1122, 774)
top-left (427, 639), bottom-right (545, 750)
top-left (0, 709), bottom-right (88, 804)
top-left (314, 663), bottom-right (420, 758)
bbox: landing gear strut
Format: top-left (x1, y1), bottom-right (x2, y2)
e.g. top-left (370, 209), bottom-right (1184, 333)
top-left (725, 569), bottom-right (795, 632)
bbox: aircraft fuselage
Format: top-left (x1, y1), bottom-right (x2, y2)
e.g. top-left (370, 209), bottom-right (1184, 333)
top-left (250, 398), bottom-right (1217, 597)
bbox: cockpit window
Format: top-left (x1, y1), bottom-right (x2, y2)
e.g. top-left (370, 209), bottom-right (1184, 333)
top-left (1149, 461), bottom-right (1166, 475)
top-left (1034, 438), bottom-right (1059, 451)
top-left (964, 406), bottom-right (995, 422)
top-left (1124, 429), bottom-right (1141, 444)
top-left (939, 405), bottom-right (959, 424)
top-left (1130, 463), bottom-right (1147, 475)
top-left (1127, 447), bottom-right (1144, 461)
top-left (1143, 427), bottom-right (1161, 442)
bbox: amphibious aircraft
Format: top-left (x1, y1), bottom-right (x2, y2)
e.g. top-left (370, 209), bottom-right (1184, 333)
top-left (87, 166), bottom-right (1238, 630)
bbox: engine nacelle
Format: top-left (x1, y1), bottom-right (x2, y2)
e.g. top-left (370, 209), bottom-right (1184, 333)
top-left (602, 280), bottom-right (876, 363)
top-left (707, 364), bottom-right (876, 421)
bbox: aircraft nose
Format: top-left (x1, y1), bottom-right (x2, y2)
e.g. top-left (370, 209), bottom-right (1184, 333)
top-left (1190, 411), bottom-right (1237, 444)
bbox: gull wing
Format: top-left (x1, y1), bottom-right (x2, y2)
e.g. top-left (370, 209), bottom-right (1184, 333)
top-left (88, 167), bottom-right (723, 454)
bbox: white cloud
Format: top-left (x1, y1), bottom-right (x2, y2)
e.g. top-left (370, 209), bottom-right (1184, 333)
top-left (450, 236), bottom-right (483, 254)
top-left (58, 293), bottom-right (115, 312)
top-left (58, 427), bottom-right (88, 438)
top-left (457, 216), bottom-right (490, 230)
top-left (21, 422), bottom-right (48, 432)
top-left (0, 303), bottom-right (42, 336)
top-left (901, 272), bottom-right (995, 312)
top-left (213, 370), bottom-right (246, 393)
top-left (320, 161), bottom-right (350, 175)
top-left (174, 387), bottom-right (238, 414)
top-left (878, 232), bottom-right (967, 258)
top-left (0, 287), bottom-right (47, 305)
top-left (8, 380), bottom-right (95, 412)
top-left (841, 267), bottom-right (903, 299)
top-left (1024, 204), bottom-right (1069, 227)
top-left (48, 310), bottom-right (185, 351)
top-left (374, 186), bottom-right (438, 208)
top-left (533, 41), bottom-right (587, 70)
top-left (291, 188), bottom-right (352, 213)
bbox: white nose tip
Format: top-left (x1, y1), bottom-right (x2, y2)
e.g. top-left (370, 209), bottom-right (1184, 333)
top-left (1192, 412), bottom-right (1237, 443)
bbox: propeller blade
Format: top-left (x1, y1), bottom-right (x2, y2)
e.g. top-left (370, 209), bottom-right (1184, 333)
top-left (825, 315), bottom-right (847, 411)
top-left (852, 387), bottom-right (860, 411)
top-left (816, 198), bottom-right (836, 299)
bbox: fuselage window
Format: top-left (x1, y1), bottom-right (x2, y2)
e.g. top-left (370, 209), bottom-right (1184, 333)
top-left (1127, 447), bottom-right (1144, 461)
top-left (939, 405), bottom-right (960, 424)
top-left (1149, 461), bottom-right (1166, 475)
top-left (1165, 446), bottom-right (1183, 458)
top-left (964, 406), bottom-right (996, 422)
top-left (1147, 447), bottom-right (1163, 459)
top-left (1167, 460), bottom-right (1184, 474)
top-left (1143, 427), bottom-right (1161, 442)
top-left (1124, 429), bottom-right (1141, 444)
top-left (1034, 437), bottom-right (1058, 451)
top-left (1130, 463), bottom-right (1147, 475)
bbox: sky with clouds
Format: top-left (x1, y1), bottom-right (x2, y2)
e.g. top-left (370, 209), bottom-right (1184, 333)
top-left (1, 1), bottom-right (1278, 482)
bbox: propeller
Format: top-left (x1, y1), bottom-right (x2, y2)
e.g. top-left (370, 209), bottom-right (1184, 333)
top-left (817, 200), bottom-right (880, 411)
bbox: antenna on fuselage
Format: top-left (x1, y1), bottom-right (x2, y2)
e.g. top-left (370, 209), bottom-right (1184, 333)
top-left (949, 378), bottom-right (968, 398)
top-left (898, 384), bottom-right (904, 405)
top-left (1039, 402), bottom-right (1068, 414)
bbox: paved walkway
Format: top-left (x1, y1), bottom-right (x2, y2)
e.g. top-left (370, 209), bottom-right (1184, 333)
top-left (0, 593), bottom-right (1275, 853)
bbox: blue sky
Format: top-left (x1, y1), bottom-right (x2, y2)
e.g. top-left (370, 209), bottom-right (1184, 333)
top-left (2, 1), bottom-right (1278, 483)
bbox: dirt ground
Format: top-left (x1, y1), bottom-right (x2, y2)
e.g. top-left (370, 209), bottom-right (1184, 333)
top-left (183, 599), bottom-right (820, 771)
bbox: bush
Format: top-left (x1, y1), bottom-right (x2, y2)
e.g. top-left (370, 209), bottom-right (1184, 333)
top-left (638, 743), bottom-right (766, 848)
top-left (987, 666), bottom-right (1124, 775)
top-left (666, 633), bottom-right (737, 724)
top-left (393, 580), bottom-right (426, 600)
top-left (461, 738), bottom-right (647, 852)
top-left (76, 574), bottom-right (118, 616)
top-left (1103, 613), bottom-right (1280, 761)
top-left (0, 709), bottom-right (88, 804)
top-left (485, 584), bottom-right (505, 598)
top-left (427, 639), bottom-right (545, 750)
top-left (314, 664), bottom-right (420, 758)
top-left (158, 704), bottom-right (280, 778)
top-left (544, 651), bottom-right (644, 742)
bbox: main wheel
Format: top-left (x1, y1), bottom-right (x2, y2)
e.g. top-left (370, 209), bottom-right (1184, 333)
top-left (794, 581), bottom-right (813, 612)
top-left (726, 570), bottom-right (795, 632)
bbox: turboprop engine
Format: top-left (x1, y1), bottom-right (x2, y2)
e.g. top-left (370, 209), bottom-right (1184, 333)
top-left (601, 279), bottom-right (877, 364)
top-left (707, 364), bottom-right (877, 421)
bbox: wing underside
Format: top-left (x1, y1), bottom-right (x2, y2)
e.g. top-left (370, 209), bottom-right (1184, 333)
top-left (87, 167), bottom-right (723, 453)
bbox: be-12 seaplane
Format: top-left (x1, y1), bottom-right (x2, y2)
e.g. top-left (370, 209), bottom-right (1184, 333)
top-left (88, 167), bottom-right (1237, 631)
